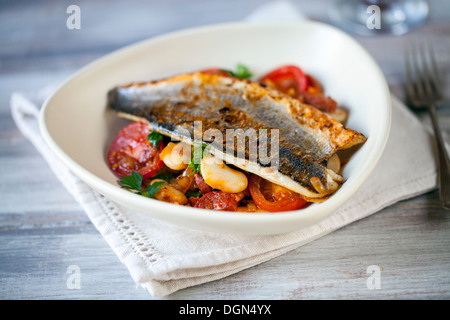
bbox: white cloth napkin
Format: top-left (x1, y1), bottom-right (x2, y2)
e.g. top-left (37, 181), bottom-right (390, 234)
top-left (10, 2), bottom-right (440, 298)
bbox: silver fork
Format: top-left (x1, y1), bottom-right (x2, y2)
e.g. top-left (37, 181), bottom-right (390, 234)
top-left (404, 39), bottom-right (450, 209)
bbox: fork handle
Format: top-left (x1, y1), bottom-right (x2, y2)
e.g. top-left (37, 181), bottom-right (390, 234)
top-left (428, 104), bottom-right (450, 210)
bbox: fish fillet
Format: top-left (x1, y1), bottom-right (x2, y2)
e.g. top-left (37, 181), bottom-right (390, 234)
top-left (107, 72), bottom-right (366, 199)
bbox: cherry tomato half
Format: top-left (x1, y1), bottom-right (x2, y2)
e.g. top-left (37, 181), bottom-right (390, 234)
top-left (248, 175), bottom-right (307, 212)
top-left (107, 121), bottom-right (164, 179)
top-left (260, 65), bottom-right (337, 113)
top-left (259, 65), bottom-right (309, 97)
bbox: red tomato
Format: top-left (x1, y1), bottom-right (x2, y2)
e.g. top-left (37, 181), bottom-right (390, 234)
top-left (248, 175), bottom-right (307, 212)
top-left (259, 65), bottom-right (309, 97)
top-left (260, 65), bottom-right (337, 113)
top-left (107, 121), bottom-right (164, 179)
top-left (194, 191), bottom-right (239, 211)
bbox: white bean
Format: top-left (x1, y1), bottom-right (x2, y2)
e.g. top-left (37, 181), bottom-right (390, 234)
top-left (160, 142), bottom-right (191, 171)
top-left (150, 179), bottom-right (188, 205)
top-left (200, 155), bottom-right (248, 193)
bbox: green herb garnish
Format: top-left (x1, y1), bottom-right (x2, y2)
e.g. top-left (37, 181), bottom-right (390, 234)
top-left (234, 64), bottom-right (253, 79)
top-left (153, 171), bottom-right (174, 183)
top-left (148, 131), bottom-right (164, 150)
top-left (221, 64), bottom-right (253, 79)
top-left (188, 142), bottom-right (209, 175)
top-left (188, 162), bottom-right (200, 175)
top-left (119, 171), bottom-right (165, 198)
top-left (146, 181), bottom-right (165, 198)
top-left (120, 171), bottom-right (144, 195)
top-left (185, 189), bottom-right (203, 198)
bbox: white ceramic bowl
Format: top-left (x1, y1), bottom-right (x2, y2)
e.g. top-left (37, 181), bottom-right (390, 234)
top-left (40, 21), bottom-right (391, 235)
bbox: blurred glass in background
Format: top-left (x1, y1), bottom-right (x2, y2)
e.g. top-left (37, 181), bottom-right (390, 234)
top-left (327, 0), bottom-right (429, 36)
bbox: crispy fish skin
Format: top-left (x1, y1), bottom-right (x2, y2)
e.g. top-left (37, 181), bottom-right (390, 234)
top-left (107, 72), bottom-right (366, 199)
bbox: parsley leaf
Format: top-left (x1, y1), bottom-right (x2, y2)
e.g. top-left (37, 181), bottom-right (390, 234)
top-left (119, 171), bottom-right (144, 195)
top-left (188, 142), bottom-right (209, 175)
top-left (220, 64), bottom-right (252, 79)
top-left (148, 131), bottom-right (163, 150)
top-left (146, 181), bottom-right (165, 198)
top-left (185, 189), bottom-right (203, 198)
top-left (119, 171), bottom-right (165, 198)
top-left (188, 161), bottom-right (200, 175)
top-left (153, 171), bottom-right (174, 183)
top-left (235, 64), bottom-right (252, 79)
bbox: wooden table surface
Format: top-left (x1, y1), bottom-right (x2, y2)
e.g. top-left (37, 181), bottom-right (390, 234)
top-left (1, 0), bottom-right (449, 300)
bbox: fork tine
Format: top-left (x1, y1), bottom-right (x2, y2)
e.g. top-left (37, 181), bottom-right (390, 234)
top-left (404, 37), bottom-right (450, 209)
top-left (404, 39), bottom-right (417, 105)
top-left (410, 39), bottom-right (427, 103)
top-left (426, 39), bottom-right (444, 101)
top-left (418, 39), bottom-right (436, 100)
top-left (404, 38), bottom-right (444, 107)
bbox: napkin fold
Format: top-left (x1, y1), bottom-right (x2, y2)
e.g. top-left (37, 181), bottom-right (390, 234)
top-left (10, 2), bottom-right (440, 298)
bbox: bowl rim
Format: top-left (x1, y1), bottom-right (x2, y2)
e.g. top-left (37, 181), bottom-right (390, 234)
top-left (39, 20), bottom-right (392, 234)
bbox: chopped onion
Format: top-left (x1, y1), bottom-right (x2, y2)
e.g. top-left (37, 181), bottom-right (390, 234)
top-left (310, 176), bottom-right (327, 195)
top-left (327, 153), bottom-right (341, 174)
top-left (328, 107), bottom-right (349, 124)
